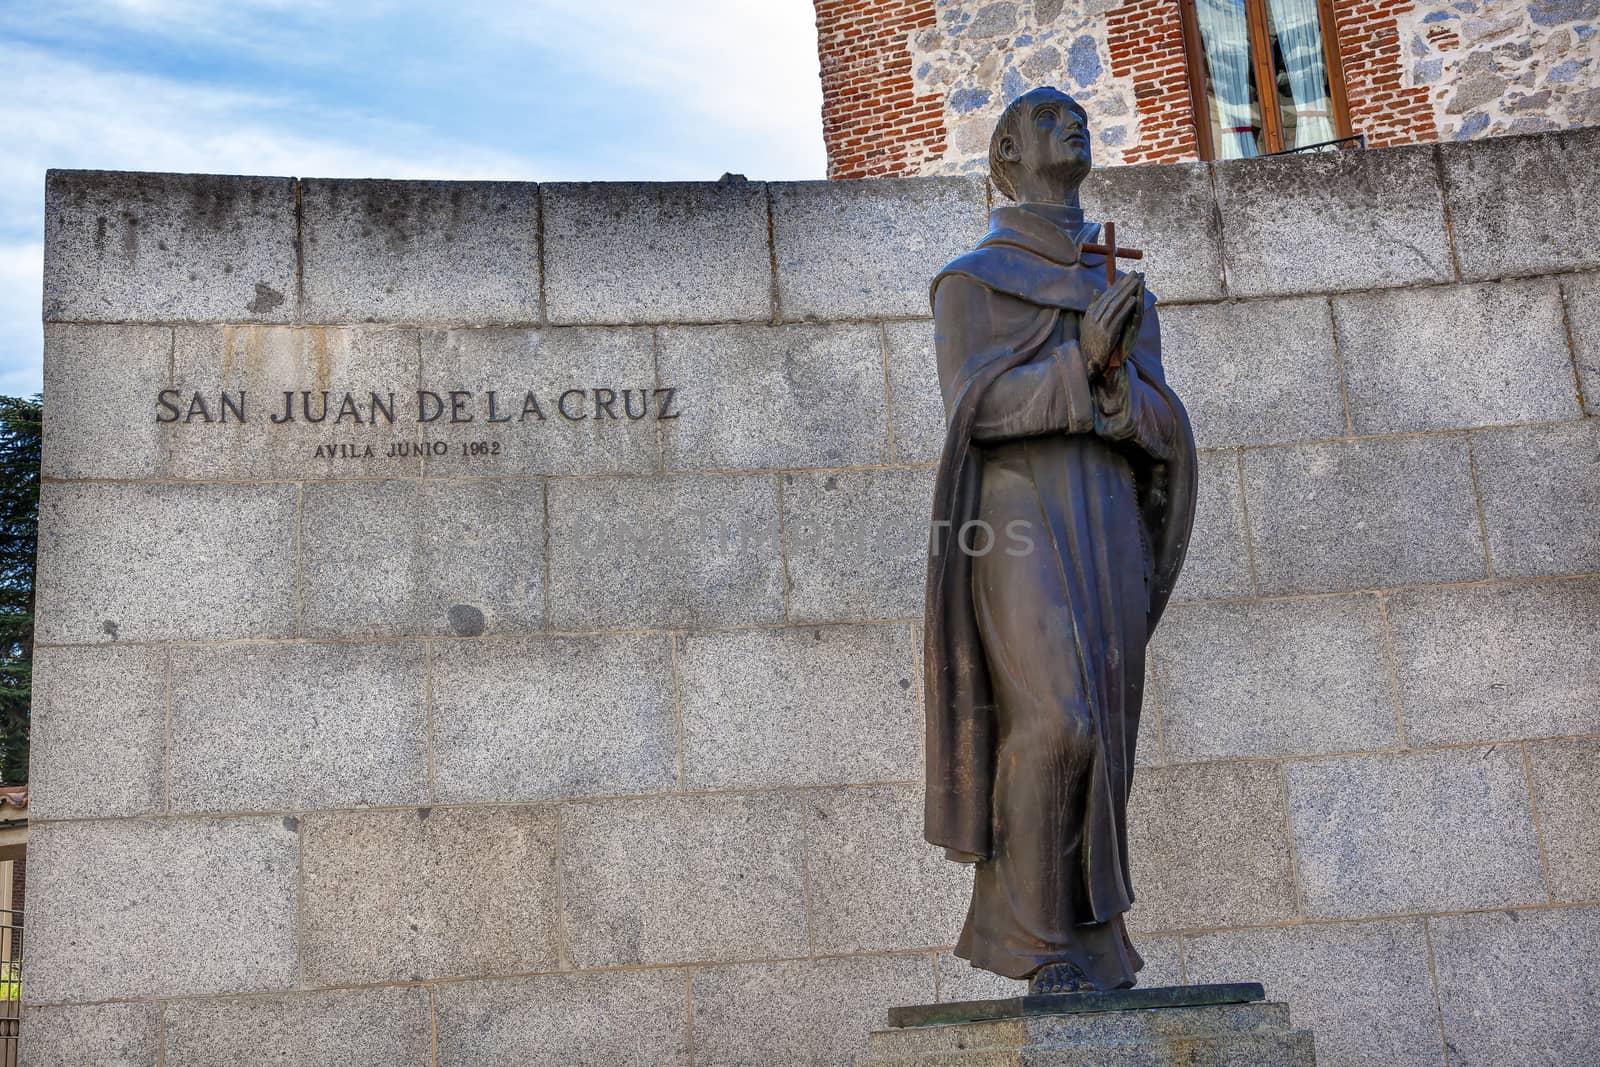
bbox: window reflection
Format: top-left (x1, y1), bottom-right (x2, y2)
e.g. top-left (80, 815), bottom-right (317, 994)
top-left (1187, 0), bottom-right (1342, 158)
top-left (1194, 0), bottom-right (1264, 159)
top-left (1266, 0), bottom-right (1337, 149)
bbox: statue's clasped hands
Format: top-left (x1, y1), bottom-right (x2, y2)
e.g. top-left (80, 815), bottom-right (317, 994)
top-left (1080, 271), bottom-right (1146, 382)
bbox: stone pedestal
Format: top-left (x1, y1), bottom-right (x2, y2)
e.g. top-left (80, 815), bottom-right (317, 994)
top-left (861, 984), bottom-right (1316, 1066)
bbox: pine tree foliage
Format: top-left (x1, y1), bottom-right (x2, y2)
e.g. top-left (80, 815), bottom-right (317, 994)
top-left (0, 396), bottom-right (40, 784)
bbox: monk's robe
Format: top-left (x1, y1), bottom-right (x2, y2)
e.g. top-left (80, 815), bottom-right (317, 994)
top-left (922, 202), bottom-right (1198, 988)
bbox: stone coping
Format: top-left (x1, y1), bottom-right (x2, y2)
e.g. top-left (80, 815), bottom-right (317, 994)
top-left (41, 126), bottom-right (1600, 327)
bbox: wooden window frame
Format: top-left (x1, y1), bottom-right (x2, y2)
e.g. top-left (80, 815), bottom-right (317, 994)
top-left (1177, 0), bottom-right (1353, 160)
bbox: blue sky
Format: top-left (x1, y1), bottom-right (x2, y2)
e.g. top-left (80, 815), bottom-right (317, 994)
top-left (0, 0), bottom-right (827, 397)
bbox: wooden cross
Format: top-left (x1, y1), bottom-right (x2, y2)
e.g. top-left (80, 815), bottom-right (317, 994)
top-left (1080, 221), bottom-right (1144, 288)
top-left (1081, 221), bottom-right (1146, 370)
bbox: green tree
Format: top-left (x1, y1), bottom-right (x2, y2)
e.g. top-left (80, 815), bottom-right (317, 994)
top-left (0, 396), bottom-right (40, 783)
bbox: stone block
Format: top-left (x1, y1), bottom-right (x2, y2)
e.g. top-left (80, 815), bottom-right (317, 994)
top-left (658, 323), bottom-right (889, 470)
top-left (301, 178), bottom-right (538, 324)
top-left (1153, 596), bottom-right (1399, 761)
top-left (1132, 936), bottom-right (1186, 989)
top-left (34, 482), bottom-right (299, 644)
top-left (882, 319), bottom-right (947, 463)
top-left (1430, 906), bottom-right (1600, 1066)
top-left (889, 994), bottom-right (1295, 1040)
top-left (29, 644), bottom-right (166, 820)
top-left (806, 785), bottom-right (970, 954)
top-left (163, 988), bottom-right (432, 1067)
top-left (1388, 579), bottom-right (1600, 745)
top-left (1159, 297), bottom-right (1345, 448)
top-left (1565, 272), bottom-right (1600, 414)
top-left (543, 181), bottom-right (770, 324)
top-left (560, 792), bottom-right (807, 966)
top-left (771, 176), bottom-right (988, 320)
top-left (1286, 747), bottom-right (1545, 919)
top-left (678, 625), bottom-right (921, 790)
top-left (170, 640), bottom-right (428, 813)
top-left (1527, 739), bottom-right (1600, 903)
top-left (1212, 143), bottom-right (1453, 297)
top-left (435, 969), bottom-right (690, 1067)
top-left (1442, 126), bottom-right (1600, 280)
top-left (1081, 161), bottom-right (1225, 303)
top-left (418, 326), bottom-right (658, 476)
top-left (937, 951), bottom-right (1027, 1002)
top-left (1242, 436), bottom-right (1485, 595)
top-left (1185, 920), bottom-right (1443, 1067)
top-left (168, 326), bottom-right (421, 480)
top-left (43, 170), bottom-right (296, 323)
top-left (1170, 449), bottom-right (1252, 602)
top-left (20, 1002), bottom-right (159, 1067)
top-left (1473, 420), bottom-right (1600, 578)
top-left (546, 473), bottom-right (784, 629)
top-left (41, 324), bottom-right (171, 480)
top-left (24, 817), bottom-right (297, 1002)
top-left (1126, 762), bottom-right (1299, 931)
top-left (1334, 279), bottom-right (1577, 433)
top-left (300, 478), bottom-right (544, 638)
top-left (1135, 701), bottom-right (1164, 769)
top-left (782, 467), bottom-right (935, 622)
top-left (300, 805), bottom-right (559, 984)
top-left (691, 954), bottom-right (934, 1067)
top-left (431, 634), bottom-right (678, 802)
top-left (864, 1002), bottom-right (1313, 1065)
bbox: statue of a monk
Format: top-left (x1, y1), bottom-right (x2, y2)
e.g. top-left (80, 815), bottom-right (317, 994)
top-left (923, 87), bottom-right (1198, 994)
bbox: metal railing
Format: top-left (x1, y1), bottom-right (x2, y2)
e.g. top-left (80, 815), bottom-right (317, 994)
top-left (1262, 132), bottom-right (1368, 156)
top-left (0, 907), bottom-right (18, 1067)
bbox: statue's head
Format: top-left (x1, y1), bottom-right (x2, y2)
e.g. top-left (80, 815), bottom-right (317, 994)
top-left (989, 87), bottom-right (1092, 202)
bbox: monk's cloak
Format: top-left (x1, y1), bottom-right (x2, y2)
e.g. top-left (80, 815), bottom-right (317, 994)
top-left (923, 204), bottom-right (1197, 979)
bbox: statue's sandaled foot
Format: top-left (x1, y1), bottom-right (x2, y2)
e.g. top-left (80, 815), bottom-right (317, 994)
top-left (1028, 962), bottom-right (1092, 995)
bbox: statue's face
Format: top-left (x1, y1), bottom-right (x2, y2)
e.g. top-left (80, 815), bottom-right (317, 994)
top-left (1002, 89), bottom-right (1093, 190)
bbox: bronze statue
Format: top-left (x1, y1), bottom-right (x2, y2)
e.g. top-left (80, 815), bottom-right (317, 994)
top-left (923, 87), bottom-right (1198, 994)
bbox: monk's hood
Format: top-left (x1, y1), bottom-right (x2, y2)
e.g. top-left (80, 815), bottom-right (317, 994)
top-left (931, 204), bottom-right (1129, 313)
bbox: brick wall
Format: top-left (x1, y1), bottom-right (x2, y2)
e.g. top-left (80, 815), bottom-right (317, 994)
top-left (1332, 0), bottom-right (1438, 146)
top-left (1101, 0), bottom-right (1446, 160)
top-left (1105, 0), bottom-right (1446, 157)
top-left (815, 0), bottom-right (946, 178)
top-left (22, 126), bottom-right (1600, 1064)
top-left (1106, 0), bottom-right (1199, 164)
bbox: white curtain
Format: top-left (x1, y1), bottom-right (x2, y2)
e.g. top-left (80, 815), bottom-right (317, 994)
top-left (1268, 0), bottom-right (1336, 146)
top-left (1195, 0), bottom-right (1259, 159)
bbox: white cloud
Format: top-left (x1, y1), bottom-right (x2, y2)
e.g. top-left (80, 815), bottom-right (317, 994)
top-left (0, 1), bottom-right (828, 393)
top-left (0, 0), bottom-right (350, 57)
top-left (0, 243), bottom-right (43, 399)
top-left (0, 41), bottom-right (543, 186)
top-left (490, 0), bottom-right (825, 175)
top-left (0, 1), bottom-right (826, 177)
top-left (0, 38), bottom-right (549, 394)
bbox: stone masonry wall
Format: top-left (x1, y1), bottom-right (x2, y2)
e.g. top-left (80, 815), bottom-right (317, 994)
top-left (817, 0), bottom-right (949, 177)
top-left (1105, 0), bottom-right (1204, 163)
top-left (814, 0), bottom-right (1599, 175)
top-left (24, 125), bottom-right (1600, 1066)
top-left (1398, 0), bottom-right (1600, 140)
top-left (1334, 0), bottom-right (1441, 146)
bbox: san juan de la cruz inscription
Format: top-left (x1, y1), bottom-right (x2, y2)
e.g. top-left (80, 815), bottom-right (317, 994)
top-left (153, 385), bottom-right (682, 460)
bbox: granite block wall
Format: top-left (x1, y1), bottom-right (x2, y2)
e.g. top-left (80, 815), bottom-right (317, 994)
top-left (26, 125), bottom-right (1600, 1066)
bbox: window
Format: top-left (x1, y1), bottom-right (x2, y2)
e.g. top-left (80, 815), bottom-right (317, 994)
top-left (1178, 0), bottom-right (1352, 159)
